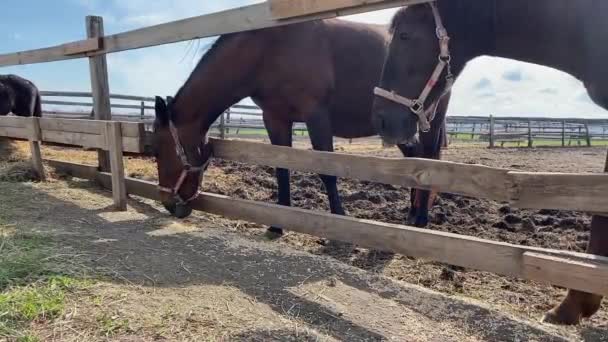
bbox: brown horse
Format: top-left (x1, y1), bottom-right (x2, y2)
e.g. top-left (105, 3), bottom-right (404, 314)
top-left (0, 74), bottom-right (42, 117)
top-left (153, 18), bottom-right (451, 236)
top-left (371, 0), bottom-right (608, 325)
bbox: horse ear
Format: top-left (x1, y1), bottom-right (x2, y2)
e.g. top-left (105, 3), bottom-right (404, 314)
top-left (155, 96), bottom-right (169, 124)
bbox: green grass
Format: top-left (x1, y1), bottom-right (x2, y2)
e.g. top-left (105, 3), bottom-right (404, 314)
top-left (0, 230), bottom-right (89, 340)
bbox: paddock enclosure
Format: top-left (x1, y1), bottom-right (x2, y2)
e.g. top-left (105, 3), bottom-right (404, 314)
top-left (1, 0), bottom-right (608, 338)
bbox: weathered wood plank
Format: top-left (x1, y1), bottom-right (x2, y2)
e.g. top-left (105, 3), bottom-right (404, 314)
top-left (87, 16), bottom-right (112, 172)
top-left (62, 37), bottom-right (102, 55)
top-left (41, 159), bottom-right (608, 296)
top-left (0, 116), bottom-right (29, 128)
top-left (211, 138), bottom-right (513, 202)
top-left (28, 118), bottom-right (46, 181)
top-left (269, 0), bottom-right (427, 19)
top-left (104, 122), bottom-right (127, 210)
top-left (211, 139), bottom-right (608, 213)
top-left (39, 118), bottom-right (143, 137)
top-left (510, 172), bottom-right (608, 213)
top-left (0, 126), bottom-right (33, 140)
top-left (523, 252), bottom-right (608, 297)
top-left (41, 131), bottom-right (105, 149)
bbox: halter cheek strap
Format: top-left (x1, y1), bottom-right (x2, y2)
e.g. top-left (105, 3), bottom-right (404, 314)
top-left (157, 120), bottom-right (212, 205)
top-left (374, 1), bottom-right (454, 132)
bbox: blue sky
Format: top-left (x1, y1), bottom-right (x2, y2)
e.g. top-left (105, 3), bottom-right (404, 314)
top-left (2, 0), bottom-right (606, 118)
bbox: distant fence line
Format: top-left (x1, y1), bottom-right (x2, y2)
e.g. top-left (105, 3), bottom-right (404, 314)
top-left (40, 90), bottom-right (608, 147)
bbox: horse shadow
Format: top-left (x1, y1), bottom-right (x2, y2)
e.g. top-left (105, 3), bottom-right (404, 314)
top-left (0, 179), bottom-right (597, 341)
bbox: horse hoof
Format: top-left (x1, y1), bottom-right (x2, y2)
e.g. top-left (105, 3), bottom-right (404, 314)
top-left (407, 215), bottom-right (429, 228)
top-left (265, 227), bottom-right (284, 240)
top-left (541, 309), bottom-right (580, 326)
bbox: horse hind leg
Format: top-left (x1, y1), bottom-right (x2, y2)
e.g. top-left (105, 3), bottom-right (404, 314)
top-left (264, 117), bottom-right (293, 238)
top-left (305, 107), bottom-right (345, 216)
top-left (543, 215), bottom-right (607, 325)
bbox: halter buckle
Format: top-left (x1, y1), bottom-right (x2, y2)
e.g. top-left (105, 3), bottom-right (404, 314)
top-left (411, 100), bottom-right (424, 114)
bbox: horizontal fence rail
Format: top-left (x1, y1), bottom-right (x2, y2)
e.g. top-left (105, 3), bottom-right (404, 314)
top-left (0, 0), bottom-right (422, 67)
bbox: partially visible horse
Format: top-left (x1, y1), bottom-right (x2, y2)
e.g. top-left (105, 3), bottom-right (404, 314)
top-left (371, 0), bottom-right (608, 325)
top-left (0, 74), bottom-right (42, 117)
top-left (153, 18), bottom-right (451, 236)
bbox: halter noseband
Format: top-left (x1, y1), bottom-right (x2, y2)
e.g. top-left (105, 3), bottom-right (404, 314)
top-left (374, 1), bottom-right (454, 132)
top-left (157, 118), bottom-right (212, 206)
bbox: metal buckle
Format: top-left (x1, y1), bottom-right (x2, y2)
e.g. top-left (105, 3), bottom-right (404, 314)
top-left (410, 100), bottom-right (424, 114)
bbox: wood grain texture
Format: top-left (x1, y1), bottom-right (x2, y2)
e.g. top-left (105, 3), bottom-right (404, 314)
top-left (269, 0), bottom-right (427, 19)
top-left (62, 38), bottom-right (102, 55)
top-left (39, 118), bottom-right (143, 137)
top-left (523, 252), bottom-right (608, 297)
top-left (87, 16), bottom-right (112, 172)
top-left (0, 126), bottom-right (34, 140)
top-left (28, 118), bottom-right (46, 180)
top-left (0, 117), bottom-right (29, 128)
top-left (104, 122), bottom-right (127, 210)
top-left (211, 138), bottom-right (513, 202)
top-left (210, 138), bottom-right (608, 213)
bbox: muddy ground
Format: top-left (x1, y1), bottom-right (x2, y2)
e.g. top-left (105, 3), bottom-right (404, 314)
top-left (2, 138), bottom-right (608, 340)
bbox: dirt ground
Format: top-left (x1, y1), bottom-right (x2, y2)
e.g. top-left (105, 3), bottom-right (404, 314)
top-left (1, 137), bottom-right (608, 341)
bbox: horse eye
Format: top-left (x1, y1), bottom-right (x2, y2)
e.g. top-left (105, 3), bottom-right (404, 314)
top-left (399, 32), bottom-right (410, 40)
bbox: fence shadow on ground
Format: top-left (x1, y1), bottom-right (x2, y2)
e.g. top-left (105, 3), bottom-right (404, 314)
top-left (0, 177), bottom-right (600, 341)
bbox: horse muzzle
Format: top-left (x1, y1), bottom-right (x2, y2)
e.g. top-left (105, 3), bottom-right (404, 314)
top-left (163, 200), bottom-right (193, 219)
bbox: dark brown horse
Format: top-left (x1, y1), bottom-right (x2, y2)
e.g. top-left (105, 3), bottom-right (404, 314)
top-left (153, 18), bottom-right (451, 236)
top-left (371, 0), bottom-right (608, 325)
top-left (0, 74), bottom-right (42, 117)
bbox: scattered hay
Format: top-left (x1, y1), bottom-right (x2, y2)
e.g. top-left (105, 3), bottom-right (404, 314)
top-left (0, 162), bottom-right (41, 183)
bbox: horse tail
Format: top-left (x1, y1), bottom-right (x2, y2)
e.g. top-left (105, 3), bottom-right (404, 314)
top-left (33, 92), bottom-right (42, 117)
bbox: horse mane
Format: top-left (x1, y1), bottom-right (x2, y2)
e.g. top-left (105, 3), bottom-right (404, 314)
top-left (172, 33), bottom-right (237, 105)
top-left (389, 7), bottom-right (409, 33)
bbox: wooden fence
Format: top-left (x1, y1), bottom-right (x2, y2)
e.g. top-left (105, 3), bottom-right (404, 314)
top-left (1, 0), bottom-right (608, 317)
top-left (2, 114), bottom-right (607, 298)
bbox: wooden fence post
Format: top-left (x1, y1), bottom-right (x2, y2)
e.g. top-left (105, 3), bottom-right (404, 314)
top-left (562, 120), bottom-right (566, 147)
top-left (489, 115), bottom-right (495, 148)
top-left (471, 122), bottom-right (476, 140)
top-left (585, 121), bottom-right (592, 147)
top-left (219, 112), bottom-right (226, 139)
top-left (104, 121), bottom-right (127, 211)
top-left (140, 101), bottom-right (145, 120)
top-left (225, 109), bottom-right (231, 135)
top-left (28, 117), bottom-right (46, 181)
top-left (87, 16), bottom-right (112, 172)
top-left (527, 119), bottom-right (533, 148)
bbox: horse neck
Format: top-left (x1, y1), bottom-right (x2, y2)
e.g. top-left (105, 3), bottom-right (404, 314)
top-left (491, 0), bottom-right (584, 78)
top-left (171, 33), bottom-right (266, 141)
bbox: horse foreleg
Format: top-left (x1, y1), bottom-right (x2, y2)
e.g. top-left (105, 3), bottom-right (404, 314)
top-left (397, 128), bottom-right (443, 227)
top-left (543, 215), bottom-right (608, 325)
top-left (306, 108), bottom-right (345, 216)
top-left (264, 117), bottom-right (293, 237)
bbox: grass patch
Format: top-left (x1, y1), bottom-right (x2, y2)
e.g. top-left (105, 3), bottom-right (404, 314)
top-left (0, 231), bottom-right (90, 340)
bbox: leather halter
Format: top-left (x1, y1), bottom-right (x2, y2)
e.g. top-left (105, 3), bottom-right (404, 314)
top-left (374, 1), bottom-right (454, 132)
top-left (157, 118), bottom-right (212, 205)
